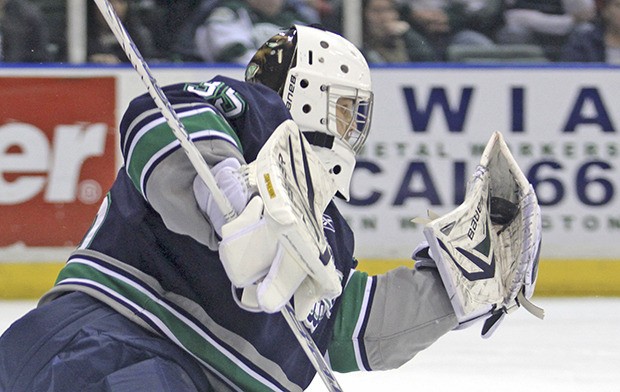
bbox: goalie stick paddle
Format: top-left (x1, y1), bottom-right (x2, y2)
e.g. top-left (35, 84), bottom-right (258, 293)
top-left (93, 1), bottom-right (344, 391)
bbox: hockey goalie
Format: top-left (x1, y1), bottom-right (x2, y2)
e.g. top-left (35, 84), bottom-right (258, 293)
top-left (0, 23), bottom-right (543, 392)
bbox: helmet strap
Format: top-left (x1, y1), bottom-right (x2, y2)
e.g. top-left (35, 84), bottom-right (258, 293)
top-left (302, 132), bottom-right (334, 149)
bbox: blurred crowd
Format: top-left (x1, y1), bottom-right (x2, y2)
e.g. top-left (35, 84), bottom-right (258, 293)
top-left (1, 0), bottom-right (619, 64)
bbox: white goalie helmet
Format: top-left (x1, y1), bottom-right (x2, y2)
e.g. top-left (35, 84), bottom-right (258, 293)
top-left (245, 24), bottom-right (373, 200)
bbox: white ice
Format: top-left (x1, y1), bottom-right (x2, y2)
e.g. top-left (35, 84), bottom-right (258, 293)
top-left (2, 298), bottom-right (619, 392)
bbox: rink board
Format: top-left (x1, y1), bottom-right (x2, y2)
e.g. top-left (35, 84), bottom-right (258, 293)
top-left (1, 259), bottom-right (619, 299)
top-left (1, 65), bottom-right (619, 299)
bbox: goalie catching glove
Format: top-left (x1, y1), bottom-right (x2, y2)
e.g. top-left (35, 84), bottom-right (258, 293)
top-left (194, 121), bottom-right (342, 321)
top-left (413, 132), bottom-right (544, 338)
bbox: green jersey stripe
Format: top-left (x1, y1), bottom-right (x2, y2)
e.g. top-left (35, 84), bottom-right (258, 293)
top-left (55, 259), bottom-right (286, 392)
top-left (125, 107), bottom-right (241, 194)
top-left (122, 103), bottom-right (207, 152)
top-left (329, 270), bottom-right (373, 372)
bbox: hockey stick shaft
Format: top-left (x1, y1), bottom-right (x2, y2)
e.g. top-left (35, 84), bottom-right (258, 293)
top-left (92, 0), bottom-right (235, 222)
top-left (93, 1), bottom-right (343, 390)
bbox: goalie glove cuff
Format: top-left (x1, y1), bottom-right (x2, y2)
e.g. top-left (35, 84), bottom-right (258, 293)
top-left (412, 241), bottom-right (436, 270)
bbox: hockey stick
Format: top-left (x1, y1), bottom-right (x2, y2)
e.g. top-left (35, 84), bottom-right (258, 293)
top-left (92, 1), bottom-right (343, 390)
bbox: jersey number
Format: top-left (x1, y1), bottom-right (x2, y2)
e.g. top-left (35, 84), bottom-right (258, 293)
top-left (186, 81), bottom-right (246, 119)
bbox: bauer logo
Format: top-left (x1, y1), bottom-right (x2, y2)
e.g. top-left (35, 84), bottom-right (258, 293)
top-left (0, 77), bottom-right (116, 248)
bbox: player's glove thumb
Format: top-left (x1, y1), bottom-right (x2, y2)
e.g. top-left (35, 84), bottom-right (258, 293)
top-left (193, 157), bottom-right (254, 237)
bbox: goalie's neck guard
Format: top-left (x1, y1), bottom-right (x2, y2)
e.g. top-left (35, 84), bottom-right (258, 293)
top-left (306, 135), bottom-right (357, 200)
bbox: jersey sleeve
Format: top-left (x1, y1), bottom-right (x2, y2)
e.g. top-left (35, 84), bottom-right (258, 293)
top-left (328, 267), bottom-right (457, 372)
top-left (119, 83), bottom-right (246, 249)
top-left (327, 269), bottom-right (377, 372)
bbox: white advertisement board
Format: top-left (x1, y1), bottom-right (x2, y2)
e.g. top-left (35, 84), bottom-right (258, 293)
top-left (337, 66), bottom-right (619, 260)
top-left (1, 65), bottom-right (618, 262)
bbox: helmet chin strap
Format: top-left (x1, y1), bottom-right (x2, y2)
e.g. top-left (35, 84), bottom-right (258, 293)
top-left (302, 131), bottom-right (334, 149)
top-left (334, 191), bottom-right (347, 200)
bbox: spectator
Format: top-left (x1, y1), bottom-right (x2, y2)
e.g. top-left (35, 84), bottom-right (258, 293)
top-left (496, 0), bottom-right (596, 60)
top-left (362, 0), bottom-right (439, 62)
top-left (288, 0), bottom-right (322, 23)
top-left (87, 0), bottom-right (156, 64)
top-left (450, 0), bottom-right (506, 41)
top-left (136, 0), bottom-right (200, 61)
top-left (318, 0), bottom-right (344, 34)
top-left (25, 0), bottom-right (66, 62)
top-left (560, 0), bottom-right (620, 63)
top-left (193, 0), bottom-right (312, 64)
top-left (402, 0), bottom-right (500, 61)
top-left (0, 0), bottom-right (50, 62)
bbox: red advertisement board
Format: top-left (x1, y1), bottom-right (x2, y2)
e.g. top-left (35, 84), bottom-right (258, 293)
top-left (0, 77), bottom-right (117, 247)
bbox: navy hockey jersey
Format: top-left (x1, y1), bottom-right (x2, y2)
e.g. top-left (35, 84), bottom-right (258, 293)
top-left (40, 76), bottom-right (370, 391)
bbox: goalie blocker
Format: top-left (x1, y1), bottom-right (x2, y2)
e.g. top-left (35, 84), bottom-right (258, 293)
top-left (218, 120), bottom-right (342, 321)
top-left (414, 132), bottom-right (544, 338)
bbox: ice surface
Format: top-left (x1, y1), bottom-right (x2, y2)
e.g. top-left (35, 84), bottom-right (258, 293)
top-left (2, 298), bottom-right (619, 392)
